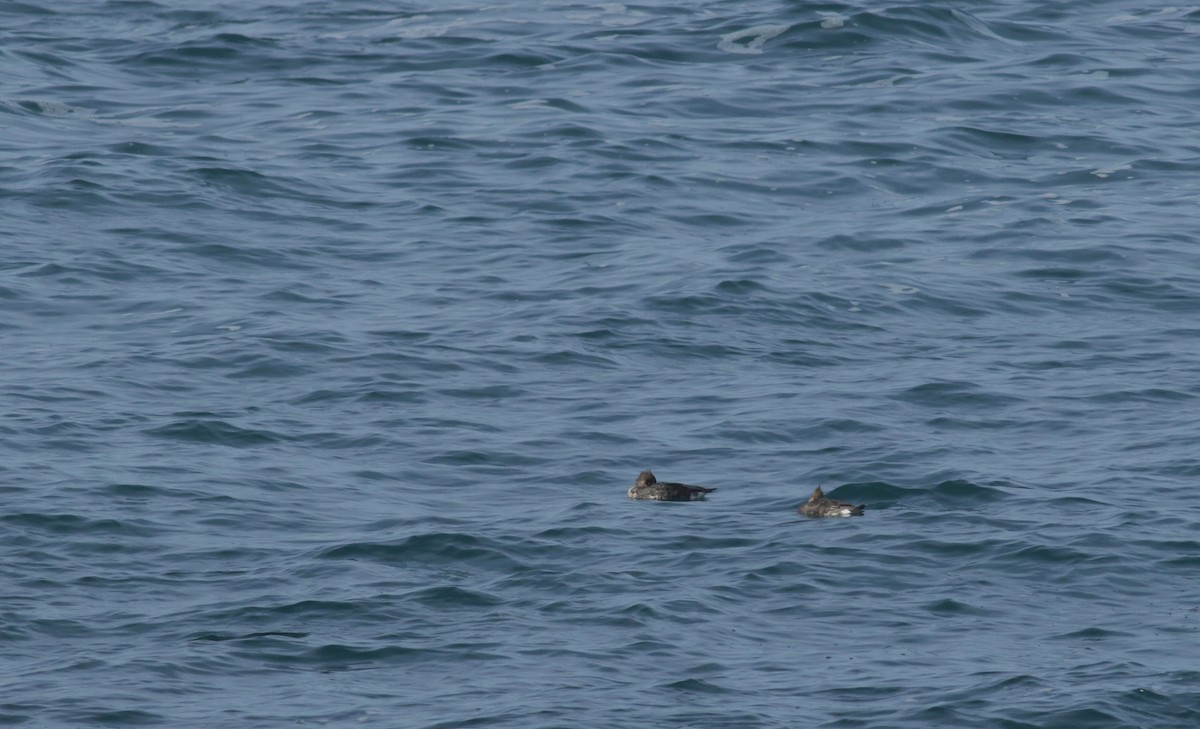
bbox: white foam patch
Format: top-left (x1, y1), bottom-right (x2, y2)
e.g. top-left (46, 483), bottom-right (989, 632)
top-left (1091, 163), bottom-right (1132, 178)
top-left (863, 75), bottom-right (908, 88)
top-left (5, 99), bottom-right (83, 117)
top-left (122, 308), bottom-right (184, 319)
top-left (717, 24), bottom-right (788, 54)
top-left (1, 98), bottom-right (187, 128)
top-left (326, 14), bottom-right (474, 40)
top-left (951, 9), bottom-right (1014, 44)
top-left (95, 113), bottom-right (188, 128)
top-left (380, 16), bottom-right (470, 39)
top-left (818, 12), bottom-right (847, 29)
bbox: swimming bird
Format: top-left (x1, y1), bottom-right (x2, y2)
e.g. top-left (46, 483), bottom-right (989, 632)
top-left (628, 470), bottom-right (716, 501)
top-left (798, 486), bottom-right (865, 517)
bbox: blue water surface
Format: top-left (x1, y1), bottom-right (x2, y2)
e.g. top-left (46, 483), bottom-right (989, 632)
top-left (3, 1), bottom-right (1200, 727)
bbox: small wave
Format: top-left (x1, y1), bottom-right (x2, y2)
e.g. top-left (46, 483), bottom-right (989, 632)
top-left (894, 381), bottom-right (1023, 410)
top-left (403, 585), bottom-right (504, 608)
top-left (663, 677), bottom-right (732, 693)
top-left (252, 642), bottom-right (500, 668)
top-left (143, 418), bottom-right (288, 447)
top-left (319, 532), bottom-right (525, 573)
top-left (1051, 627), bottom-right (1131, 641)
top-left (924, 598), bottom-right (996, 616)
top-left (190, 630), bottom-right (309, 642)
top-left (2, 512), bottom-right (161, 538)
top-left (73, 710), bottom-right (165, 726)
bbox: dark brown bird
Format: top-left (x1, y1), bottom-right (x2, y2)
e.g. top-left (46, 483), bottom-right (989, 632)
top-left (798, 486), bottom-right (865, 517)
top-left (627, 470), bottom-right (716, 501)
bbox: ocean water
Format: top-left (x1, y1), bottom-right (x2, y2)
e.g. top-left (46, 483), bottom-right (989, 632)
top-left (4, 1), bottom-right (1200, 726)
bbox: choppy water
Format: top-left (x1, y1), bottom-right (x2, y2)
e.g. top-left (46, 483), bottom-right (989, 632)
top-left (4, 1), bottom-right (1200, 727)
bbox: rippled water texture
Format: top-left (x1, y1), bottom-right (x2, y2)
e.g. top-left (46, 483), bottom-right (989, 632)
top-left (4, 1), bottom-right (1200, 727)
